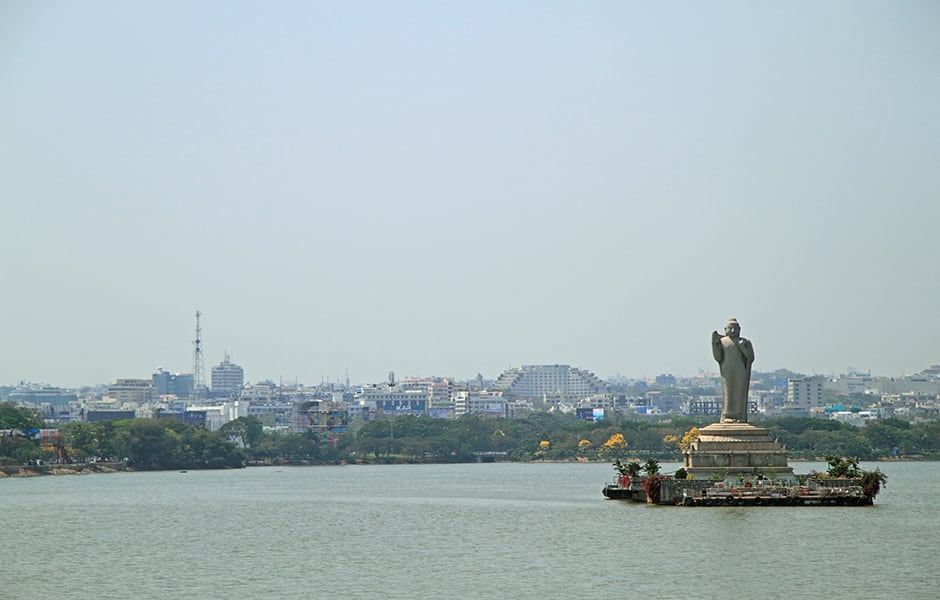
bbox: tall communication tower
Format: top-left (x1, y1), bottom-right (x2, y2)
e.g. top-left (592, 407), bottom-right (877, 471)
top-left (192, 310), bottom-right (207, 403)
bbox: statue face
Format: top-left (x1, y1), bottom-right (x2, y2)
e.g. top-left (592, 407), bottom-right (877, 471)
top-left (725, 321), bottom-right (740, 337)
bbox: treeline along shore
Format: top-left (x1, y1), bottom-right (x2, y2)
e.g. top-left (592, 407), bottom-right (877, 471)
top-left (2, 402), bottom-right (938, 475)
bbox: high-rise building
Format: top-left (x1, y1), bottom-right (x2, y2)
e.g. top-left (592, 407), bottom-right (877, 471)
top-left (153, 369), bottom-right (194, 398)
top-left (211, 353), bottom-right (244, 396)
top-left (454, 390), bottom-right (506, 417)
top-left (787, 376), bottom-right (826, 412)
top-left (107, 379), bottom-right (154, 405)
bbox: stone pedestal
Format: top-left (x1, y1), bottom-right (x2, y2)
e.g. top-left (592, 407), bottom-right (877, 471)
top-left (683, 422), bottom-right (794, 481)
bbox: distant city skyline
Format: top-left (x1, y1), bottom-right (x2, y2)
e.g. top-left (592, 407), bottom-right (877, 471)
top-left (4, 344), bottom-right (938, 391)
top-left (2, 2), bottom-right (938, 388)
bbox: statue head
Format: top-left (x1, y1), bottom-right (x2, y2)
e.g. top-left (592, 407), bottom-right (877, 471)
top-left (724, 318), bottom-right (741, 338)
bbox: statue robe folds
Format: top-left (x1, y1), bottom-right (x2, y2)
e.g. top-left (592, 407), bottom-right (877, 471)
top-left (712, 334), bottom-right (754, 423)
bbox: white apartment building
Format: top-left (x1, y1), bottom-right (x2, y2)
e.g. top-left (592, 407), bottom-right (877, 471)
top-left (787, 376), bottom-right (826, 411)
top-left (107, 379), bottom-right (154, 405)
top-left (211, 354), bottom-right (245, 395)
top-left (454, 391), bottom-right (506, 417)
top-left (239, 381), bottom-right (278, 403)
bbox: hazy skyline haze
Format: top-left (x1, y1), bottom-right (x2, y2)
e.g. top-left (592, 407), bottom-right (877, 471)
top-left (2, 1), bottom-right (938, 387)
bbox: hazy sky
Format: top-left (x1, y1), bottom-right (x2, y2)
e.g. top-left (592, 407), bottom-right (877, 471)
top-left (2, 1), bottom-right (938, 387)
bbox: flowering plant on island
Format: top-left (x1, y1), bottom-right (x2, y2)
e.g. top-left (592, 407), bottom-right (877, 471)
top-left (821, 455), bottom-right (888, 499)
top-left (643, 475), bottom-right (666, 503)
top-left (641, 458), bottom-right (664, 503)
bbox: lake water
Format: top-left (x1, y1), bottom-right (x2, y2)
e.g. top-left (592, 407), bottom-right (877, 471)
top-left (1, 461), bottom-right (935, 599)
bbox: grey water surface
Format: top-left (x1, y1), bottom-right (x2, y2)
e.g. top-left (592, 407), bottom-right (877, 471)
top-left (1, 461), bottom-right (933, 599)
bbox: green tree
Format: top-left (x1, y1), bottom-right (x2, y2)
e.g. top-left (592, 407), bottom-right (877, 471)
top-left (60, 422), bottom-right (98, 459)
top-left (860, 468), bottom-right (888, 499)
top-left (0, 403), bottom-right (45, 461)
top-left (94, 421), bottom-right (119, 459)
top-left (118, 420), bottom-right (176, 468)
top-left (277, 432), bottom-right (322, 462)
top-left (824, 455), bottom-right (861, 478)
top-left (642, 457), bottom-right (661, 476)
top-left (219, 416), bottom-right (264, 448)
top-left (14, 440), bottom-right (43, 463)
top-left (864, 419), bottom-right (910, 455)
top-left (612, 459), bottom-right (642, 476)
top-left (0, 402), bottom-right (44, 430)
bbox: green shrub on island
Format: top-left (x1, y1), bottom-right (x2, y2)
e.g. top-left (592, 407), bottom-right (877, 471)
top-left (818, 454), bottom-right (888, 499)
top-left (860, 468), bottom-right (888, 499)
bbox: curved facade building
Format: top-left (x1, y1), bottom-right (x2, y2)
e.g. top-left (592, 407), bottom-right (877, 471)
top-left (493, 364), bottom-right (606, 399)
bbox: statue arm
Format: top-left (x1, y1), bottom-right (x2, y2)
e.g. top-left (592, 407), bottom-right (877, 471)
top-left (711, 331), bottom-right (723, 362)
top-left (739, 338), bottom-right (755, 365)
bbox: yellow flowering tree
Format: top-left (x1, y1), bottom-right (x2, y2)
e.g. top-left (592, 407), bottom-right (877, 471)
top-left (679, 427), bottom-right (700, 452)
top-left (577, 439), bottom-right (593, 453)
top-left (599, 433), bottom-right (628, 459)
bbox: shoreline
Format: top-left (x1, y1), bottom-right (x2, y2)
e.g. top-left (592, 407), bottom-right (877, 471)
top-left (0, 462), bottom-right (131, 478)
top-left (1, 455), bottom-right (929, 479)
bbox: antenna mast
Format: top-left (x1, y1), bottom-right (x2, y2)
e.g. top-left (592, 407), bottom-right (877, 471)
top-left (192, 310), bottom-right (207, 403)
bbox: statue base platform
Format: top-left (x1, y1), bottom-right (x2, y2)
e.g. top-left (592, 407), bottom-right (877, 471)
top-left (683, 422), bottom-right (794, 481)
